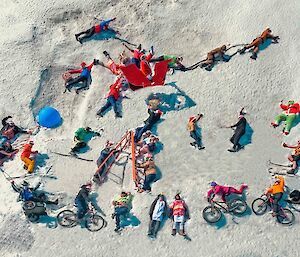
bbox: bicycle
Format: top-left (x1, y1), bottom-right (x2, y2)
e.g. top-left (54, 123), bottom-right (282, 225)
top-left (252, 194), bottom-right (295, 225)
top-left (57, 205), bottom-right (106, 232)
top-left (202, 198), bottom-right (247, 223)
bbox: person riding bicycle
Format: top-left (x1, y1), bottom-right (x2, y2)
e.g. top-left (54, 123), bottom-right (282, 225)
top-left (264, 175), bottom-right (285, 215)
top-left (207, 181), bottom-right (248, 202)
top-left (111, 191), bottom-right (133, 232)
top-left (75, 182), bottom-right (93, 220)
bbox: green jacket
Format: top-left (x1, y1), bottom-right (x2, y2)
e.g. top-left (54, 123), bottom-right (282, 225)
top-left (114, 194), bottom-right (133, 208)
top-left (74, 128), bottom-right (97, 142)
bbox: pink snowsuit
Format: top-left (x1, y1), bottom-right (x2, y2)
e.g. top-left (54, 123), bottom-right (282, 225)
top-left (207, 185), bottom-right (246, 202)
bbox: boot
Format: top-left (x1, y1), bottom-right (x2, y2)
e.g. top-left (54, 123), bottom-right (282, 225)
top-left (171, 229), bottom-right (176, 236)
top-left (179, 229), bottom-right (186, 236)
top-left (96, 111), bottom-right (103, 117)
top-left (287, 169), bottom-right (296, 175)
top-left (250, 52), bottom-right (257, 60)
top-left (239, 47), bottom-right (246, 54)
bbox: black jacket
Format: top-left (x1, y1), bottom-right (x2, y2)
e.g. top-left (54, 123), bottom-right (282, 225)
top-left (231, 117), bottom-right (246, 133)
top-left (144, 109), bottom-right (161, 126)
top-left (75, 185), bottom-right (91, 203)
top-left (1, 116), bottom-right (27, 135)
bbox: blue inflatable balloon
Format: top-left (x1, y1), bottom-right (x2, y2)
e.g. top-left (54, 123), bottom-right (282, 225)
top-left (37, 106), bottom-right (62, 128)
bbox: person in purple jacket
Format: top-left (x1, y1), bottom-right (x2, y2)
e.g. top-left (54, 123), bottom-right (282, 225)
top-left (75, 18), bottom-right (120, 44)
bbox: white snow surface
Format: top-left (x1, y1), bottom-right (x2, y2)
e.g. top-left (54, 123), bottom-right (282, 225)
top-left (0, 0), bottom-right (300, 256)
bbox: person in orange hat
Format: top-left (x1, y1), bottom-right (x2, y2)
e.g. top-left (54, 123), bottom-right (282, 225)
top-left (65, 59), bottom-right (99, 93)
top-left (239, 28), bottom-right (279, 60)
top-left (21, 140), bottom-right (38, 173)
top-left (187, 113), bottom-right (205, 150)
top-left (265, 175), bottom-right (285, 215)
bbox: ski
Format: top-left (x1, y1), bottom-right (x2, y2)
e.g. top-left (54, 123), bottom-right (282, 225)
top-left (268, 160), bottom-right (292, 168)
top-left (268, 167), bottom-right (299, 177)
top-left (51, 151), bottom-right (93, 162)
top-left (9, 165), bottom-right (56, 179)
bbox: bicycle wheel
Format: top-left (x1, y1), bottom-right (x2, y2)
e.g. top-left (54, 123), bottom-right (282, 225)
top-left (85, 214), bottom-right (105, 232)
top-left (27, 213), bottom-right (39, 222)
top-left (202, 206), bottom-right (222, 223)
top-left (276, 208), bottom-right (295, 225)
top-left (228, 199), bottom-right (247, 215)
top-left (57, 210), bottom-right (77, 228)
top-left (252, 198), bottom-right (268, 215)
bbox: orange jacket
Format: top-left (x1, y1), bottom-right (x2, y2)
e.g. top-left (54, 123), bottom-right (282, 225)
top-left (266, 176), bottom-right (285, 194)
top-left (21, 144), bottom-right (33, 158)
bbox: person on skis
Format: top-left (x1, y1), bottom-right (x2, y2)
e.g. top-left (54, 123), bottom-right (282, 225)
top-left (75, 17), bottom-right (120, 44)
top-left (200, 45), bottom-right (229, 71)
top-left (226, 108), bottom-right (247, 152)
top-left (75, 181), bottom-right (94, 219)
top-left (207, 181), bottom-right (248, 202)
top-left (136, 155), bottom-right (157, 193)
top-left (21, 140), bottom-right (38, 173)
top-left (111, 191), bottom-right (133, 232)
top-left (65, 60), bottom-right (98, 93)
top-left (239, 27), bottom-right (279, 60)
top-left (264, 175), bottom-right (285, 215)
top-left (187, 113), bottom-right (205, 150)
top-left (1, 116), bottom-right (31, 145)
top-left (11, 180), bottom-right (58, 205)
top-left (70, 127), bottom-right (101, 154)
top-left (271, 100), bottom-right (299, 135)
top-left (134, 106), bottom-right (163, 142)
top-left (283, 140), bottom-right (300, 175)
top-left (148, 193), bottom-right (168, 238)
top-left (169, 193), bottom-right (190, 237)
top-left (96, 76), bottom-right (123, 118)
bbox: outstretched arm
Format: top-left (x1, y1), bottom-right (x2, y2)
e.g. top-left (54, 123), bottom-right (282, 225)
top-left (283, 143), bottom-right (297, 149)
top-left (122, 43), bottom-right (134, 52)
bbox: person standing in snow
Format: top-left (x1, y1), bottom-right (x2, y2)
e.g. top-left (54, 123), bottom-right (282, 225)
top-left (70, 127), bottom-right (101, 154)
top-left (239, 27), bottom-right (279, 60)
top-left (187, 113), bottom-right (205, 150)
top-left (148, 194), bottom-right (168, 238)
top-left (207, 181), bottom-right (248, 202)
top-left (65, 60), bottom-right (98, 93)
top-left (169, 194), bottom-right (190, 237)
top-left (225, 108), bottom-right (247, 152)
top-left (75, 17), bottom-right (120, 44)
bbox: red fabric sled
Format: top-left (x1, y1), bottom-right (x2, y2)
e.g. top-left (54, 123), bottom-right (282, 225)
top-left (119, 60), bottom-right (170, 90)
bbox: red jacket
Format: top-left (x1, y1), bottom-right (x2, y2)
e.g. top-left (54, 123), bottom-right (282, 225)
top-left (140, 53), bottom-right (153, 77)
top-left (280, 103), bottom-right (299, 115)
top-left (108, 78), bottom-right (121, 100)
top-left (21, 144), bottom-right (33, 158)
top-left (68, 62), bottom-right (94, 75)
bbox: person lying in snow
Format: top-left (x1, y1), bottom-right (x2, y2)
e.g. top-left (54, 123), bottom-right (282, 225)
top-left (96, 76), bottom-right (123, 118)
top-left (239, 27), bottom-right (279, 60)
top-left (75, 181), bottom-right (93, 219)
top-left (70, 127), bottom-right (101, 154)
top-left (136, 155), bottom-right (157, 193)
top-left (207, 181), bottom-right (248, 202)
top-left (0, 116), bottom-right (30, 145)
top-left (148, 193), bottom-right (168, 239)
top-left (95, 140), bottom-right (115, 178)
top-left (225, 108), bottom-right (247, 152)
top-left (122, 43), bottom-right (143, 68)
top-left (111, 191), bottom-right (133, 232)
top-left (97, 51), bottom-right (122, 76)
top-left (21, 140), bottom-right (38, 173)
top-left (200, 45), bottom-right (229, 71)
top-left (64, 60), bottom-right (99, 93)
top-left (271, 100), bottom-right (299, 135)
top-left (140, 52), bottom-right (154, 81)
top-left (0, 141), bottom-right (18, 166)
top-left (282, 140), bottom-right (300, 175)
top-left (264, 175), bottom-right (285, 216)
top-left (136, 133), bottom-right (159, 158)
top-left (150, 54), bottom-right (186, 70)
top-left (75, 17), bottom-right (120, 44)
top-left (169, 193), bottom-right (190, 237)
top-left (187, 113), bottom-right (205, 150)
top-left (11, 180), bottom-right (58, 205)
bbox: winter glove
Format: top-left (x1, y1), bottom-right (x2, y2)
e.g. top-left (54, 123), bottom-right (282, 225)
top-left (93, 59), bottom-right (100, 65)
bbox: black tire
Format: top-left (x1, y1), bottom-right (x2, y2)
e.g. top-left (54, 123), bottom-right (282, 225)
top-left (85, 214), bottom-right (105, 232)
top-left (23, 201), bottom-right (36, 210)
top-left (252, 198), bottom-right (268, 215)
top-left (276, 208), bottom-right (295, 225)
top-left (57, 210), bottom-right (77, 228)
top-left (228, 199), bottom-right (247, 215)
top-left (202, 206), bottom-right (222, 223)
top-left (27, 213), bottom-right (39, 222)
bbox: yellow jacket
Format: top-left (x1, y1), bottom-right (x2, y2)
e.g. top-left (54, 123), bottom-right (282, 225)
top-left (187, 121), bottom-right (195, 132)
top-left (266, 176), bottom-right (285, 194)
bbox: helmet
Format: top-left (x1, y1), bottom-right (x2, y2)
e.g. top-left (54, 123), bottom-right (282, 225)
top-left (80, 62), bottom-right (87, 67)
top-left (210, 181), bottom-right (217, 187)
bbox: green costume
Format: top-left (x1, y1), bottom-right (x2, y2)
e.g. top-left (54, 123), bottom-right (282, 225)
top-left (74, 127), bottom-right (98, 143)
top-left (163, 55), bottom-right (178, 68)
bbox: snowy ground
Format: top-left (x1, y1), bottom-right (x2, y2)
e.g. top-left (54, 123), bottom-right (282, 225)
top-left (0, 0), bottom-right (300, 256)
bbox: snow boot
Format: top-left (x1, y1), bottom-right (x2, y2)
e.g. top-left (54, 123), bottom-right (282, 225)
top-left (287, 169), bottom-right (296, 175)
top-left (198, 146), bottom-right (205, 150)
top-left (171, 229), bottom-right (176, 236)
top-left (250, 52), bottom-right (257, 60)
top-left (103, 51), bottom-right (110, 58)
top-left (190, 142), bottom-right (196, 148)
top-left (227, 148), bottom-right (237, 152)
top-left (179, 230), bottom-right (186, 236)
top-left (97, 111), bottom-right (103, 117)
